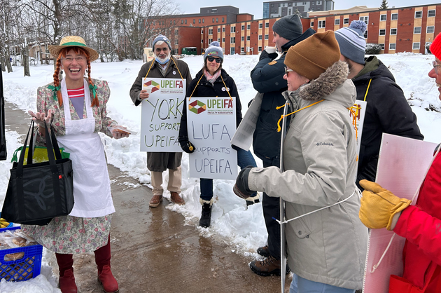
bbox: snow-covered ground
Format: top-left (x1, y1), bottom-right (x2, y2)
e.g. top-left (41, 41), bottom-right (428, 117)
top-left (0, 53), bottom-right (440, 291)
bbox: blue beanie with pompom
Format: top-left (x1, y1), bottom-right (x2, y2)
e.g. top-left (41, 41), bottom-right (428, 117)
top-left (335, 20), bottom-right (367, 64)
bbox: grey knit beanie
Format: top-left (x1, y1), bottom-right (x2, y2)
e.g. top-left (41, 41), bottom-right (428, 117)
top-left (152, 34), bottom-right (172, 50)
top-left (272, 15), bottom-right (303, 41)
top-left (335, 20), bottom-right (367, 64)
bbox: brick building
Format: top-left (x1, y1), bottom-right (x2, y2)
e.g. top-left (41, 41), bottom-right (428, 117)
top-left (147, 4), bottom-right (440, 56)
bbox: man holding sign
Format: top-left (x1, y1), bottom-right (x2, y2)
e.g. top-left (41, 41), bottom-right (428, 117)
top-left (335, 21), bottom-right (423, 188)
top-left (130, 34), bottom-right (192, 208)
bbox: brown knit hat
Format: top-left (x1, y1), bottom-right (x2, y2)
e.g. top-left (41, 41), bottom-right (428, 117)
top-left (284, 31), bottom-right (340, 81)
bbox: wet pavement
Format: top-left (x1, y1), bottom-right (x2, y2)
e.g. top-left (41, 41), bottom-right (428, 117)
top-left (4, 102), bottom-right (291, 292)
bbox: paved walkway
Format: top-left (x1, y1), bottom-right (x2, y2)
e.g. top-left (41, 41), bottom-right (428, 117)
top-left (4, 102), bottom-right (290, 292)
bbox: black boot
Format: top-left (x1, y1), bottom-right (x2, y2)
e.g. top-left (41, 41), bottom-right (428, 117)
top-left (199, 202), bottom-right (212, 228)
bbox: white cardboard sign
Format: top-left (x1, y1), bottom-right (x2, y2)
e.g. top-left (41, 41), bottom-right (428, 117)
top-left (187, 97), bottom-right (238, 180)
top-left (140, 78), bottom-right (186, 152)
top-left (363, 134), bottom-right (437, 293)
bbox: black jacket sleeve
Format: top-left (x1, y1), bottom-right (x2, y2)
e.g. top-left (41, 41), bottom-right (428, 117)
top-left (250, 57), bottom-right (287, 93)
top-left (179, 78), bottom-right (199, 142)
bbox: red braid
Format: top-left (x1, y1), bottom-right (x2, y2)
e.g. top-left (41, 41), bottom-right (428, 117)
top-left (53, 55), bottom-right (63, 106)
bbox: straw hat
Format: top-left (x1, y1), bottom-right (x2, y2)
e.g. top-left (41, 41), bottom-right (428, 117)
top-left (48, 36), bottom-right (99, 62)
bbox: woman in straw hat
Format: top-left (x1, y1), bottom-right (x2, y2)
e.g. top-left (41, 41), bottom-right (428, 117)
top-left (25, 36), bottom-right (127, 293)
top-left (233, 31), bottom-right (367, 292)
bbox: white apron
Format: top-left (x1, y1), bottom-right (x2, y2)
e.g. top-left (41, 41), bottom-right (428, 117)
top-left (56, 78), bottom-right (115, 218)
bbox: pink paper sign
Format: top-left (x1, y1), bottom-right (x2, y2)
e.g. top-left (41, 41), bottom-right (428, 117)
top-left (363, 134), bottom-right (437, 293)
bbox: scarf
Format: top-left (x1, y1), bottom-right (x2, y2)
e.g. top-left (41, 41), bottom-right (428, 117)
top-left (204, 69), bottom-right (221, 85)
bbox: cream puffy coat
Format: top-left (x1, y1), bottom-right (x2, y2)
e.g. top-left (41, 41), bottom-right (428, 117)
top-left (248, 61), bottom-right (368, 290)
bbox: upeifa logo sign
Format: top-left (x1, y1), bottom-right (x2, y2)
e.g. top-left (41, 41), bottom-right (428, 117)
top-left (143, 80), bottom-right (160, 93)
top-left (189, 100), bottom-right (206, 114)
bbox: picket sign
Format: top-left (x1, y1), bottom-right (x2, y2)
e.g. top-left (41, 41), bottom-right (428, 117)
top-left (140, 78), bottom-right (186, 152)
top-left (187, 96), bottom-right (238, 180)
top-left (362, 134), bottom-right (437, 293)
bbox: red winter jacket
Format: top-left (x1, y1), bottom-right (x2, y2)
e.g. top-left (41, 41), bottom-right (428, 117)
top-left (393, 149), bottom-right (441, 293)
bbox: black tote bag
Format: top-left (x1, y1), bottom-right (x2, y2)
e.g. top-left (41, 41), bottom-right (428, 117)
top-left (2, 121), bottom-right (74, 225)
top-left (0, 68), bottom-right (6, 161)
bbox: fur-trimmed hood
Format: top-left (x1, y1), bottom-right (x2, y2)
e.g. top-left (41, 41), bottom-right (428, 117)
top-left (283, 60), bottom-right (356, 110)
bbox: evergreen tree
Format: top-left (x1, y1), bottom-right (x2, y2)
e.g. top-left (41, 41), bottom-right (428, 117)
top-left (380, 0), bottom-right (388, 10)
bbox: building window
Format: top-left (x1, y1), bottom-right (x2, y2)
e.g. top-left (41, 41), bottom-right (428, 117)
top-left (199, 19), bottom-right (201, 23)
top-left (427, 26), bottom-right (435, 34)
top-left (415, 11), bottom-right (422, 18)
top-left (428, 10), bottom-right (436, 17)
top-left (390, 28), bottom-right (397, 35)
top-left (231, 37), bottom-right (235, 43)
top-left (247, 36), bottom-right (250, 41)
top-left (231, 26), bottom-right (235, 32)
top-left (380, 44), bottom-right (385, 50)
top-left (379, 29), bottom-right (386, 36)
top-left (310, 21), bottom-right (314, 26)
top-left (265, 34), bottom-right (269, 40)
top-left (181, 20), bottom-right (184, 24)
top-left (241, 47), bottom-right (244, 53)
top-left (318, 20), bottom-right (325, 28)
top-left (343, 18), bottom-right (349, 24)
top-left (389, 43), bottom-right (396, 50)
top-left (216, 18), bottom-right (218, 23)
top-left (242, 25), bottom-right (245, 30)
top-left (359, 16), bottom-right (369, 24)
top-left (391, 13), bottom-right (398, 20)
top-left (335, 19), bottom-right (340, 25)
top-left (364, 31), bottom-right (368, 38)
top-left (222, 37), bottom-right (225, 42)
top-left (193, 19), bottom-right (195, 24)
top-left (201, 29), bottom-right (204, 34)
top-left (241, 36), bottom-right (244, 41)
top-left (258, 35), bottom-right (262, 40)
top-left (223, 27), bottom-right (225, 32)
top-left (218, 28), bottom-right (221, 33)
top-left (259, 23), bottom-right (263, 29)
top-left (317, 1), bottom-right (321, 4)
top-left (247, 24), bottom-right (251, 30)
top-left (208, 38), bottom-right (213, 43)
top-left (258, 46), bottom-right (262, 51)
top-left (209, 29), bottom-right (213, 34)
top-left (175, 29), bottom-right (179, 35)
top-left (222, 17), bottom-right (224, 22)
top-left (202, 19), bottom-right (205, 23)
top-left (185, 19), bottom-right (187, 24)
top-left (414, 27), bottom-right (421, 34)
top-left (380, 14), bottom-right (387, 21)
top-left (212, 18), bottom-right (215, 22)
top-left (218, 38), bottom-right (221, 42)
top-left (412, 42), bottom-right (420, 50)
top-left (265, 22), bottom-right (269, 28)
top-left (230, 47), bottom-right (235, 55)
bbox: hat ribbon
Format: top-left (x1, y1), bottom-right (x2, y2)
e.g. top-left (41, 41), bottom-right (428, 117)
top-left (60, 41), bottom-right (86, 47)
top-left (47, 85), bottom-right (61, 101)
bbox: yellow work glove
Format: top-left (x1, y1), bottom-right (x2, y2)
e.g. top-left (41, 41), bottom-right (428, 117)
top-left (359, 179), bottom-right (411, 230)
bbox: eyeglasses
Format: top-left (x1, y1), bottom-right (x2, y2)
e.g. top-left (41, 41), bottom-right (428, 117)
top-left (207, 56), bottom-right (221, 63)
top-left (432, 60), bottom-right (441, 75)
top-left (63, 56), bottom-right (86, 63)
top-left (284, 67), bottom-right (294, 75)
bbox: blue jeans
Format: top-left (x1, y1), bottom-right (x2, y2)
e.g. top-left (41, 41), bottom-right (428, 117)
top-left (200, 148), bottom-right (257, 201)
top-left (289, 273), bottom-right (355, 293)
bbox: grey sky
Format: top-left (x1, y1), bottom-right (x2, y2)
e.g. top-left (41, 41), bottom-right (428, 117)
top-left (177, 0), bottom-right (438, 20)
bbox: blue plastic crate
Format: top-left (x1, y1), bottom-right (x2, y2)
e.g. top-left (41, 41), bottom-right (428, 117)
top-left (0, 227), bottom-right (43, 282)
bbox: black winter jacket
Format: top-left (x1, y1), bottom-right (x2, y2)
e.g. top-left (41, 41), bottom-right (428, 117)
top-left (250, 28), bottom-right (315, 165)
top-left (179, 68), bottom-right (242, 141)
top-left (354, 56), bottom-right (424, 187)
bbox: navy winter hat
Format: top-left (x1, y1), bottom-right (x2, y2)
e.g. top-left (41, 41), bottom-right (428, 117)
top-left (335, 20), bottom-right (367, 64)
top-left (152, 34), bottom-right (172, 50)
top-left (204, 42), bottom-right (224, 60)
top-left (272, 15), bottom-right (303, 41)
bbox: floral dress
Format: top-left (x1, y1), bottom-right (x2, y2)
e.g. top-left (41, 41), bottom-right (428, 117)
top-left (22, 78), bottom-right (116, 254)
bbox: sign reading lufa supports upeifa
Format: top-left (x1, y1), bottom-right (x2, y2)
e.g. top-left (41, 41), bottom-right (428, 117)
top-left (187, 97), bottom-right (238, 180)
top-left (140, 78), bottom-right (186, 152)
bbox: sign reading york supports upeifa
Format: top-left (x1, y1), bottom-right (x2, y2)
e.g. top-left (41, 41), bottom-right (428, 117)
top-left (187, 97), bottom-right (238, 180)
top-left (140, 78), bottom-right (186, 152)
